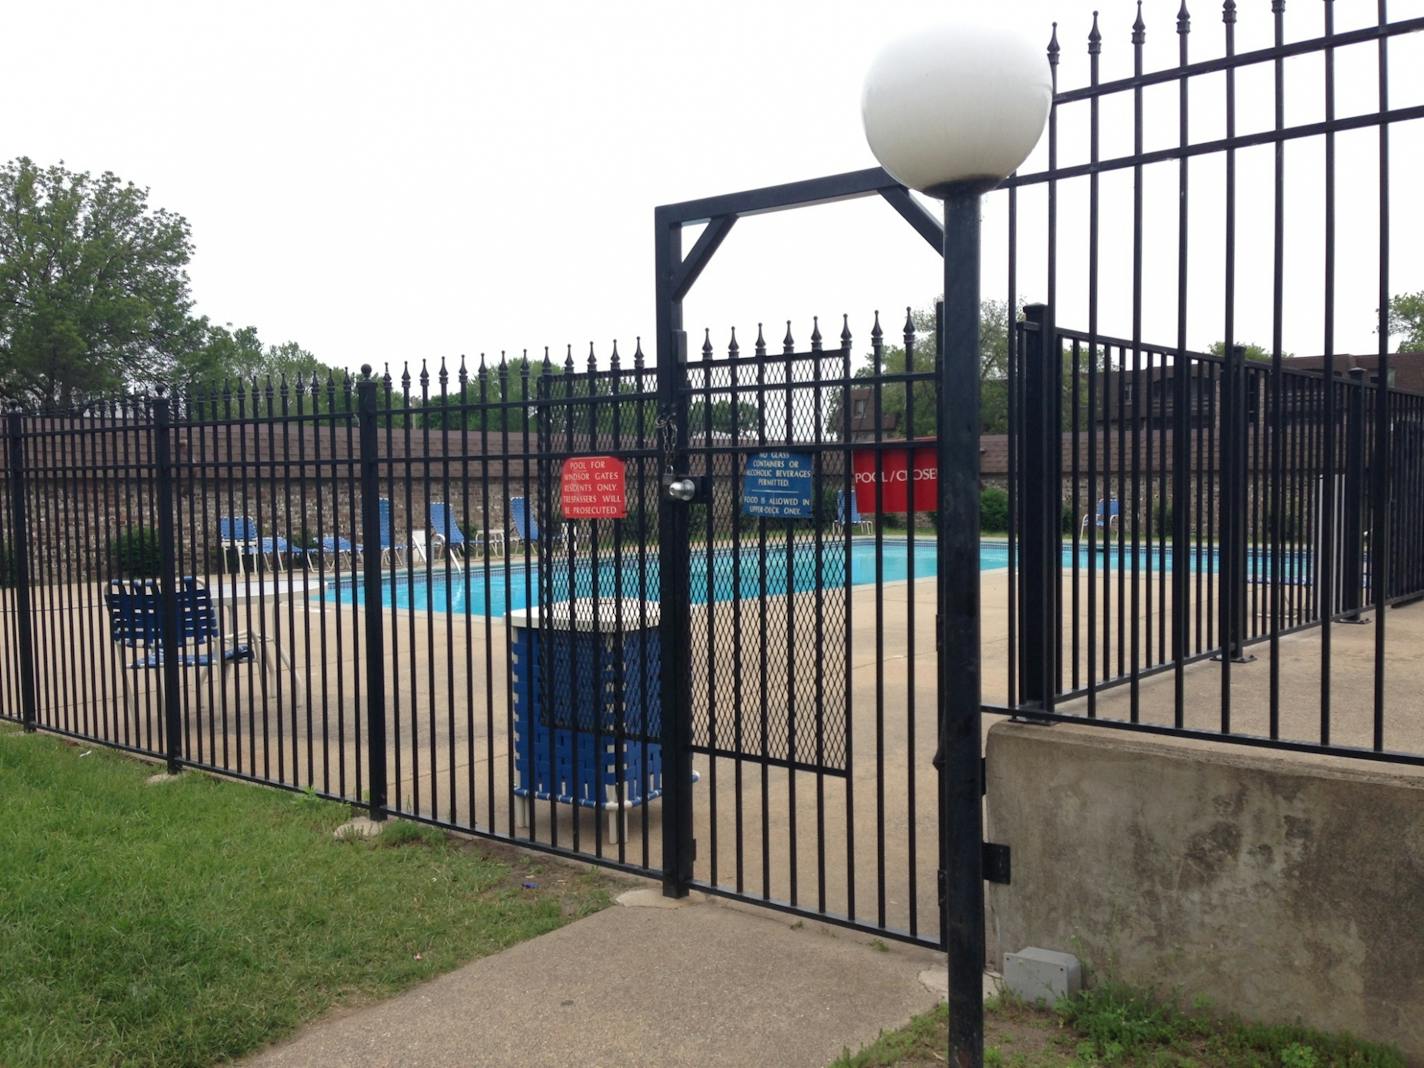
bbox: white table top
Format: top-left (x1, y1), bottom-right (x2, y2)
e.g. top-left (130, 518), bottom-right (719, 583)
top-left (203, 575), bottom-right (320, 604)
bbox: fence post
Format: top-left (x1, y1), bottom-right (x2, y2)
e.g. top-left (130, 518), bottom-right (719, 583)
top-left (1018, 303), bottom-right (1056, 711)
top-left (6, 406), bottom-right (37, 730)
top-left (654, 209), bottom-right (695, 898)
top-left (152, 389), bottom-right (184, 771)
top-left (357, 368), bottom-right (388, 821)
top-left (1216, 345), bottom-right (1252, 663)
top-left (1341, 368), bottom-right (1366, 620)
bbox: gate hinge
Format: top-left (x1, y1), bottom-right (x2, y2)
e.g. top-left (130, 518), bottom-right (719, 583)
top-left (983, 842), bottom-right (1011, 885)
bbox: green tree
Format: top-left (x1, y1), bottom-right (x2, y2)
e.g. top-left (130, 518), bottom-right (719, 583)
top-left (415, 355), bottom-right (563, 431)
top-left (0, 157), bottom-right (196, 408)
top-left (828, 300), bottom-right (1014, 438)
top-left (688, 398), bottom-right (759, 434)
top-left (174, 322), bottom-right (348, 415)
top-left (1386, 291), bottom-right (1424, 351)
top-left (1207, 341), bottom-right (1281, 362)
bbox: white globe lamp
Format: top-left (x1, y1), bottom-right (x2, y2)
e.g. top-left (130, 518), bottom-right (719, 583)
top-left (861, 21), bottom-right (1051, 196)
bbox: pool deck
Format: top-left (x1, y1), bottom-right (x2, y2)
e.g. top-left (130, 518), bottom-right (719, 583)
top-left (14, 554), bottom-right (1424, 944)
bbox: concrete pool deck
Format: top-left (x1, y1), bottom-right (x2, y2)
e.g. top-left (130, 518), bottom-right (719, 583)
top-left (14, 559), bottom-right (1424, 943)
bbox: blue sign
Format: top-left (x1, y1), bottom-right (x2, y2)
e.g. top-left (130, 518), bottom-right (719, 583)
top-left (741, 451), bottom-right (815, 519)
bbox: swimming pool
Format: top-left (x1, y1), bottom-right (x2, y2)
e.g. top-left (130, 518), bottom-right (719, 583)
top-left (334, 540), bottom-right (940, 617)
top-left (330, 539), bottom-right (1304, 617)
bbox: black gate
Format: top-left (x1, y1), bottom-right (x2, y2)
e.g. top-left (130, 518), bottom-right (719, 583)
top-left (673, 321), bottom-right (942, 947)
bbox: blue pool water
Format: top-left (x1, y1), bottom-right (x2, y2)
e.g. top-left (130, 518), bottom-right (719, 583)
top-left (329, 539), bottom-right (1298, 618)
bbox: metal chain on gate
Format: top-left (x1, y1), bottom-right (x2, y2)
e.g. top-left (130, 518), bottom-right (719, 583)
top-left (655, 407), bottom-right (678, 475)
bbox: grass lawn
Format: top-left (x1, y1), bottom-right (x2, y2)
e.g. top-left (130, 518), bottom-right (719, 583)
top-left (833, 984), bottom-right (1405, 1068)
top-left (0, 728), bottom-right (614, 1067)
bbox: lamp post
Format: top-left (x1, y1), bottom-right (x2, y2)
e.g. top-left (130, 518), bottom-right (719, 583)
top-left (862, 23), bottom-right (1049, 1068)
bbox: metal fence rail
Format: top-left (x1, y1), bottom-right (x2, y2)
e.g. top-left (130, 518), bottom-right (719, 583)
top-left (996, 316), bottom-right (1424, 764)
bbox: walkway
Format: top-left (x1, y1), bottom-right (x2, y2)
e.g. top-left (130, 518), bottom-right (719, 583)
top-left (244, 889), bottom-right (945, 1068)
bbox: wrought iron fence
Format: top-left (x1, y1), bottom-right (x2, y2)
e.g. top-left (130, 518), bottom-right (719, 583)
top-left (992, 0), bottom-right (1424, 766)
top-left (0, 324), bottom-right (951, 948)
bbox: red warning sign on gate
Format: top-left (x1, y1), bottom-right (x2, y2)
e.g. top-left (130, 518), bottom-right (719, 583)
top-left (560, 456), bottom-right (627, 519)
top-left (852, 443), bottom-right (937, 514)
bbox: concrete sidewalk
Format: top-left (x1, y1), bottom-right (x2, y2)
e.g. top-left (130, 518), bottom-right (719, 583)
top-left (244, 890), bottom-right (945, 1068)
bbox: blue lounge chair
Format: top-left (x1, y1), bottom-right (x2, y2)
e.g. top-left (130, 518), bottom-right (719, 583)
top-left (428, 502), bottom-right (469, 568)
top-left (509, 496), bottom-right (567, 552)
top-left (291, 535), bottom-right (358, 571)
top-left (105, 578), bottom-right (254, 691)
top-left (835, 490), bottom-right (873, 535)
top-left (378, 498), bottom-right (426, 567)
top-left (1080, 497), bottom-right (1121, 540)
top-left (219, 515), bottom-right (290, 573)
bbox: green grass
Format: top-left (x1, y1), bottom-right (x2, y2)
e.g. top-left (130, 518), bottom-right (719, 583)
top-left (832, 983), bottom-right (1405, 1068)
top-left (0, 728), bottom-right (613, 1067)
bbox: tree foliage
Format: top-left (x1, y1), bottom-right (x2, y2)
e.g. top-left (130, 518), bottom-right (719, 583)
top-left (0, 157), bottom-right (195, 408)
top-left (1207, 341), bottom-right (1281, 362)
top-left (0, 157), bottom-right (342, 411)
top-left (688, 398), bottom-right (759, 434)
top-left (1386, 291), bottom-right (1424, 352)
top-left (415, 355), bottom-right (565, 431)
top-left (827, 300), bottom-right (1013, 438)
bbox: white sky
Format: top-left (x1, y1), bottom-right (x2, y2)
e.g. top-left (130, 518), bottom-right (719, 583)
top-left (4, 0), bottom-right (1422, 376)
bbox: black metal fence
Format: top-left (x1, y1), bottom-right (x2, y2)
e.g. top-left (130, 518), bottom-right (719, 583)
top-left (0, 326), bottom-right (951, 947)
top-left (2, 15), bottom-right (1422, 1064)
top-left (993, 0), bottom-right (1424, 766)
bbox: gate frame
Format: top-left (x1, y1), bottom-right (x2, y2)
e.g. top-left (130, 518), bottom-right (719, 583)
top-left (652, 167), bottom-right (993, 1061)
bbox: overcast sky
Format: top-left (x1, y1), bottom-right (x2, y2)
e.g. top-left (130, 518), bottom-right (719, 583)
top-left (5, 0), bottom-right (1422, 377)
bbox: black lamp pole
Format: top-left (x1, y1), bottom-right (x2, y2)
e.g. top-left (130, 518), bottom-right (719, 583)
top-left (938, 187), bottom-right (985, 1068)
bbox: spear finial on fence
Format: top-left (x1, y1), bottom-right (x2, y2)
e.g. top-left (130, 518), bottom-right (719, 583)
top-left (871, 309), bottom-right (883, 348)
top-left (903, 306), bottom-right (916, 353)
top-left (438, 356), bottom-right (449, 393)
top-left (633, 337), bottom-right (645, 368)
top-left (729, 326), bottom-right (739, 359)
top-left (1132, 1), bottom-right (1146, 44)
top-left (702, 327), bottom-right (714, 358)
top-left (360, 364), bottom-right (372, 379)
top-left (811, 315), bottom-right (823, 352)
top-left (1048, 22), bottom-right (1060, 65)
top-left (755, 323), bottom-right (766, 357)
top-left (610, 339), bottom-right (621, 370)
top-left (1222, 0), bottom-right (1237, 25)
top-left (588, 341), bottom-right (597, 373)
top-left (1089, 10), bottom-right (1102, 54)
top-left (1178, 0), bottom-right (1191, 35)
top-left (840, 314), bottom-right (852, 352)
top-left (783, 320), bottom-right (795, 354)
top-left (457, 354), bottom-right (468, 389)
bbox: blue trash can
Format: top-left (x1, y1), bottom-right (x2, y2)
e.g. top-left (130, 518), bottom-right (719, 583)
top-left (508, 599), bottom-right (662, 843)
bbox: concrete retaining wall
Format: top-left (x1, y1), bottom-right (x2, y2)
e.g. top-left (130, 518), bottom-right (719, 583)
top-left (984, 721), bottom-right (1424, 1059)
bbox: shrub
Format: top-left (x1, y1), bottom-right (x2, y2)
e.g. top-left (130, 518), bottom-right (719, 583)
top-left (110, 527), bottom-right (162, 578)
top-left (980, 486), bottom-right (1009, 532)
top-left (1154, 498), bottom-right (1173, 534)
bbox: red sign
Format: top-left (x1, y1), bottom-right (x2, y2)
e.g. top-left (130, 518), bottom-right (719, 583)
top-left (561, 456), bottom-right (627, 519)
top-left (853, 444), bottom-right (938, 514)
